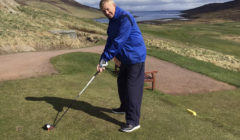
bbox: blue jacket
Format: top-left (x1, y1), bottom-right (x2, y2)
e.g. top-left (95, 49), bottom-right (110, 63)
top-left (100, 6), bottom-right (146, 65)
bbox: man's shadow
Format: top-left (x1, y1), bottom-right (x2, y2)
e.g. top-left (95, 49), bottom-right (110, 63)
top-left (25, 97), bottom-right (125, 126)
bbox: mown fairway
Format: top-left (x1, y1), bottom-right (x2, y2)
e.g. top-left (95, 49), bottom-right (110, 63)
top-left (0, 52), bottom-right (240, 140)
top-left (140, 22), bottom-right (240, 57)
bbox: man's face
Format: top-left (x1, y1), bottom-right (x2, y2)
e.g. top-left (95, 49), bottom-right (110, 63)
top-left (101, 2), bottom-right (116, 19)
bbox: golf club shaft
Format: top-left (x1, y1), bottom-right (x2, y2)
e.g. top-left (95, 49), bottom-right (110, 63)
top-left (76, 71), bottom-right (99, 98)
top-left (54, 71), bottom-right (99, 127)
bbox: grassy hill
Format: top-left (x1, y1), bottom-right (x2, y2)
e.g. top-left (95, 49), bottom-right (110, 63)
top-left (15, 0), bottom-right (104, 19)
top-left (181, 0), bottom-right (240, 21)
top-left (0, 0), bottom-right (107, 55)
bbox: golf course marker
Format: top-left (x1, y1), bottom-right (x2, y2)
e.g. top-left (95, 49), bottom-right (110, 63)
top-left (187, 109), bottom-right (197, 116)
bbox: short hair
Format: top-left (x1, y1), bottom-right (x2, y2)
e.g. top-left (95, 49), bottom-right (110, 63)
top-left (99, 0), bottom-right (115, 10)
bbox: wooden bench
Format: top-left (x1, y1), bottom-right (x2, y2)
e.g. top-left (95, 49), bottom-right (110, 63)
top-left (113, 57), bottom-right (158, 90)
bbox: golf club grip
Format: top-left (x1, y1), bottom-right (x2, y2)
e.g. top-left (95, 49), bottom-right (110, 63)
top-left (94, 71), bottom-right (100, 76)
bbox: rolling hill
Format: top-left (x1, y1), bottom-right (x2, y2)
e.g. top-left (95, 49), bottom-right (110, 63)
top-left (14, 0), bottom-right (104, 19)
top-left (181, 0), bottom-right (240, 21)
top-left (0, 0), bottom-right (107, 55)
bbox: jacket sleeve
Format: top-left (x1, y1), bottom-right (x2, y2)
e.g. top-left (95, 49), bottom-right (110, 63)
top-left (100, 16), bottom-right (132, 62)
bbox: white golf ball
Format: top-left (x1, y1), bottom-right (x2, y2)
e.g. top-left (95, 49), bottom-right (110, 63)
top-left (47, 125), bottom-right (50, 128)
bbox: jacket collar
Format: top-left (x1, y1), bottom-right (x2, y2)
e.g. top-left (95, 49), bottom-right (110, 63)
top-left (111, 6), bottom-right (121, 20)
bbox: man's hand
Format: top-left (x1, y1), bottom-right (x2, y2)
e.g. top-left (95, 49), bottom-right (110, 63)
top-left (97, 59), bottom-right (108, 75)
top-left (97, 64), bottom-right (105, 75)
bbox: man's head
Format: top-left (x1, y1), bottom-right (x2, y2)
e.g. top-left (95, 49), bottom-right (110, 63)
top-left (99, 0), bottom-right (116, 19)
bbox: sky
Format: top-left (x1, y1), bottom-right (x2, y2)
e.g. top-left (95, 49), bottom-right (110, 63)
top-left (74, 0), bottom-right (234, 11)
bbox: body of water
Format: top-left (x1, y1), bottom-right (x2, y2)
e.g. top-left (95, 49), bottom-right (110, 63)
top-left (94, 10), bottom-right (186, 23)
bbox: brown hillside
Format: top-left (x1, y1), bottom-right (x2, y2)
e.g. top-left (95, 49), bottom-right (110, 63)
top-left (0, 0), bottom-right (20, 14)
top-left (15, 0), bottom-right (99, 10)
top-left (181, 0), bottom-right (240, 21)
top-left (14, 0), bottom-right (103, 18)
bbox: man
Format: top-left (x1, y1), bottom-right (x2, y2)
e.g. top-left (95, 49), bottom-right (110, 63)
top-left (97, 0), bottom-right (146, 132)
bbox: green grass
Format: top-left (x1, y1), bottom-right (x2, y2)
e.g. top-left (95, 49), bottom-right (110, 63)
top-left (140, 22), bottom-right (240, 58)
top-left (0, 52), bottom-right (240, 139)
top-left (168, 89), bottom-right (240, 137)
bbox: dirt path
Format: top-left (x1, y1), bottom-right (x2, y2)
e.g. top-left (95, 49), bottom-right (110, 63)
top-left (0, 45), bottom-right (236, 95)
top-left (145, 56), bottom-right (236, 95)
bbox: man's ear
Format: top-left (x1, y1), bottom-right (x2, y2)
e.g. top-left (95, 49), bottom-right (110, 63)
top-left (113, 3), bottom-right (116, 8)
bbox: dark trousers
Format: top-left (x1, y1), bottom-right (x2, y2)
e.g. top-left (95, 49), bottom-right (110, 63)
top-left (117, 62), bottom-right (145, 126)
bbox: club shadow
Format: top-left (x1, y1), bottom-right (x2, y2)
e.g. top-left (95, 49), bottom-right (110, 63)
top-left (25, 96), bottom-right (125, 127)
top-left (105, 67), bottom-right (118, 77)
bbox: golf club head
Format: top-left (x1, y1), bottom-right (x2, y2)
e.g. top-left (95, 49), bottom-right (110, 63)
top-left (43, 124), bottom-right (55, 131)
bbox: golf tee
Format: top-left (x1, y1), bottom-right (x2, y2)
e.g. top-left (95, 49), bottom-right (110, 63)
top-left (187, 109), bottom-right (197, 116)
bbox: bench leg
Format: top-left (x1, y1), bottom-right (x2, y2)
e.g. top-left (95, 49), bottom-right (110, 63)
top-left (152, 78), bottom-right (155, 90)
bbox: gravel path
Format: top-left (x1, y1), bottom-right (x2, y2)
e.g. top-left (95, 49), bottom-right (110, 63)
top-left (0, 45), bottom-right (236, 95)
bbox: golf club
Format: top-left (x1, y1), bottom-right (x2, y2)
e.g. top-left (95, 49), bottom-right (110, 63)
top-left (44, 60), bottom-right (108, 131)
